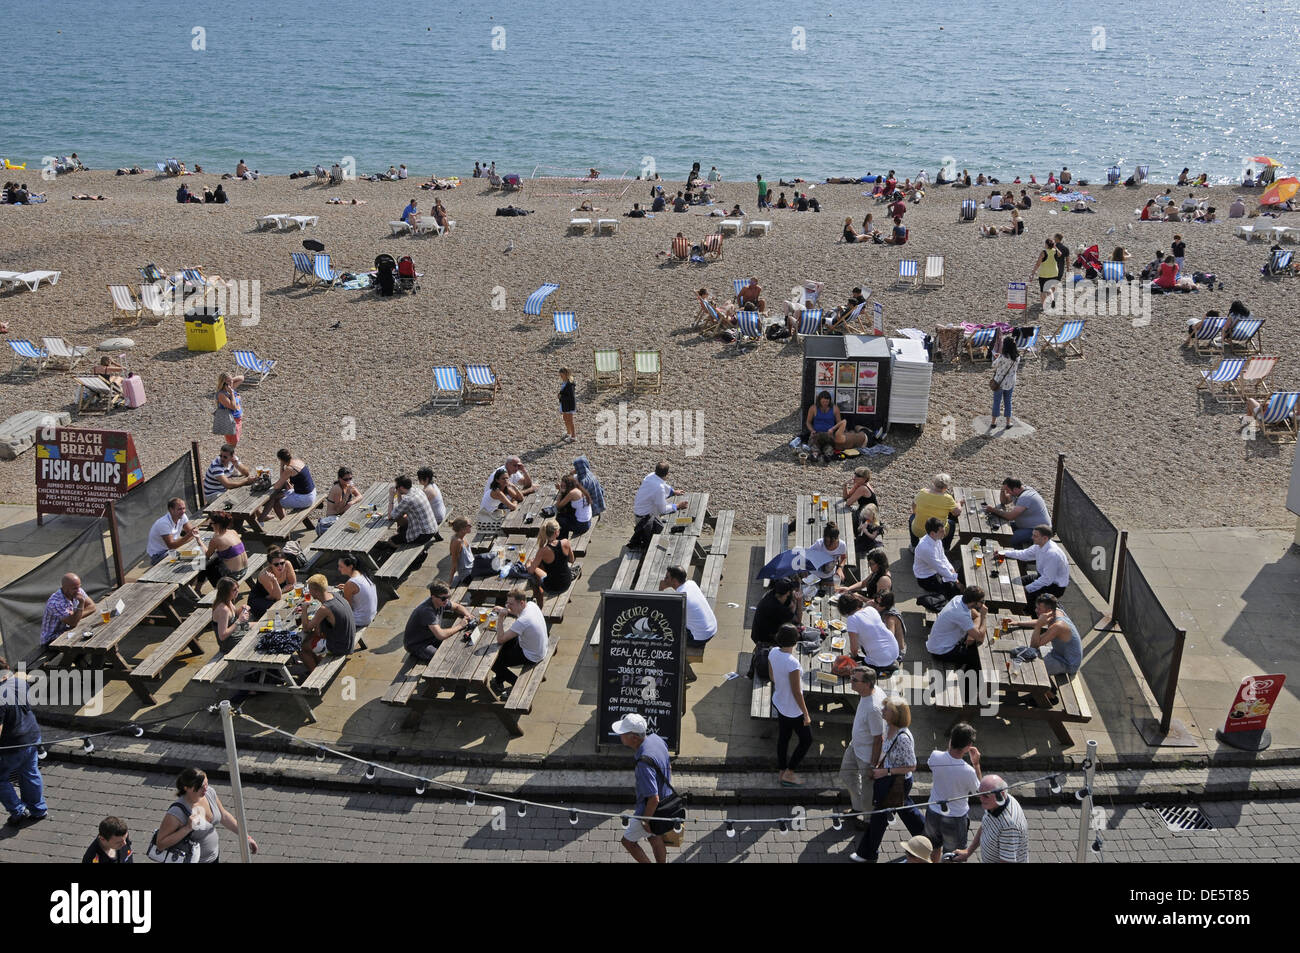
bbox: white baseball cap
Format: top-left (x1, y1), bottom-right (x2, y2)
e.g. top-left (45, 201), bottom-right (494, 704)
top-left (610, 713), bottom-right (648, 736)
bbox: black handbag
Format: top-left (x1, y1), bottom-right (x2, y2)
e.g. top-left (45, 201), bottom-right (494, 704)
top-left (876, 733), bottom-right (908, 810)
top-left (637, 757), bottom-right (686, 836)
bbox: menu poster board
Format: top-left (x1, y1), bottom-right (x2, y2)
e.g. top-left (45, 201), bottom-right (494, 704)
top-left (597, 591), bottom-right (687, 752)
top-left (36, 428), bottom-right (143, 519)
top-left (857, 361), bottom-right (879, 387)
top-left (815, 360), bottom-right (836, 387)
top-left (835, 389), bottom-right (856, 413)
top-left (836, 361), bottom-right (857, 388)
top-left (856, 389), bottom-right (878, 414)
top-left (1223, 674), bottom-right (1286, 734)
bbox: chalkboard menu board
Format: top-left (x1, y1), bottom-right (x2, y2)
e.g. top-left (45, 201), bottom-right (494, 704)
top-left (597, 590), bottom-right (687, 752)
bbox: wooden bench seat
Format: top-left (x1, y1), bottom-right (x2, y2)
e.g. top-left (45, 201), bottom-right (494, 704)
top-left (700, 553), bottom-right (726, 605)
top-left (541, 563), bottom-right (582, 622)
top-left (764, 514), bottom-right (789, 586)
top-left (611, 546), bottom-right (643, 590)
top-left (742, 653), bottom-right (776, 719)
top-left (374, 540), bottom-right (431, 595)
top-left (256, 496), bottom-right (326, 541)
top-left (127, 611), bottom-right (211, 704)
top-left (191, 657), bottom-right (231, 684)
top-left (707, 509), bottom-right (735, 556)
top-left (503, 638), bottom-right (560, 716)
top-left (568, 514), bottom-right (598, 555)
top-left (382, 655), bottom-right (425, 707)
top-left (301, 654), bottom-right (348, 694)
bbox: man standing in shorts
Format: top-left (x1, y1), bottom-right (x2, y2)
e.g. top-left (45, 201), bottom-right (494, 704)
top-left (612, 712), bottom-right (672, 864)
top-left (924, 721), bottom-right (981, 862)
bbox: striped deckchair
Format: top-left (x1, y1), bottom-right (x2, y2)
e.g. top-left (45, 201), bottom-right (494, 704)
top-left (1135, 164), bottom-right (1149, 182)
top-left (74, 376), bottom-right (121, 415)
top-left (960, 199), bottom-right (976, 221)
top-left (140, 264), bottom-right (172, 287)
top-left (465, 363), bottom-right (499, 404)
top-left (1265, 248), bottom-right (1293, 276)
top-left (633, 350), bottom-right (662, 393)
top-left (552, 310), bottom-right (579, 341)
top-left (695, 298), bottom-right (725, 336)
top-left (291, 252), bottom-right (315, 286)
top-left (431, 366), bottom-right (464, 408)
top-left (233, 349), bottom-right (277, 384)
top-left (1196, 358), bottom-right (1245, 396)
top-left (1234, 355), bottom-right (1278, 401)
top-left (736, 311), bottom-right (765, 349)
top-left (669, 235), bottom-right (691, 261)
top-left (897, 259), bottom-right (918, 286)
top-left (1044, 320), bottom-right (1085, 359)
top-left (703, 233), bottom-right (724, 259)
top-left (830, 301), bottom-right (868, 334)
top-left (733, 278), bottom-right (753, 299)
top-left (139, 282), bottom-right (172, 322)
top-left (313, 254), bottom-right (341, 289)
top-left (42, 337), bottom-right (91, 371)
top-left (1014, 325), bottom-right (1040, 361)
top-left (1101, 260), bottom-right (1125, 283)
top-left (7, 339), bottom-right (49, 377)
top-left (1189, 316), bottom-right (1226, 355)
top-left (966, 327), bottom-right (997, 362)
top-left (593, 349), bottom-right (623, 391)
top-left (923, 255), bottom-right (945, 287)
top-left (1256, 392), bottom-right (1299, 444)
top-left (1106, 166), bottom-right (1121, 184)
top-left (1224, 318), bottom-right (1264, 354)
top-left (108, 284), bottom-right (142, 323)
top-left (796, 310), bottom-right (826, 340)
top-left (524, 282), bottom-right (560, 318)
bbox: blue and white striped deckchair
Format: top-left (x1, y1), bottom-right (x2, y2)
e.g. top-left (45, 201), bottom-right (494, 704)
top-left (796, 310), bottom-right (826, 339)
top-left (524, 282), bottom-right (560, 317)
top-left (1101, 260), bottom-right (1125, 283)
top-left (1106, 166), bottom-right (1121, 184)
top-left (960, 199), bottom-right (976, 221)
top-left (733, 278), bottom-right (753, 299)
top-left (1225, 318), bottom-right (1264, 353)
top-left (1257, 392), bottom-right (1300, 443)
top-left (553, 310), bottom-right (579, 340)
top-left (1135, 164), bottom-right (1149, 182)
top-left (465, 363), bottom-right (499, 403)
top-left (736, 311), bottom-right (765, 348)
top-left (313, 254), bottom-right (341, 289)
top-left (431, 366), bottom-right (464, 408)
top-left (1015, 326), bottom-right (1040, 361)
top-left (179, 268), bottom-right (208, 288)
top-left (966, 327), bottom-right (997, 362)
top-left (1190, 316), bottom-right (1226, 354)
top-left (1197, 358), bottom-right (1245, 395)
top-left (291, 253), bottom-right (315, 285)
top-left (140, 264), bottom-right (172, 287)
top-left (233, 349), bottom-right (277, 384)
top-left (1266, 248), bottom-right (1294, 276)
top-left (831, 301), bottom-right (868, 333)
top-left (897, 259), bottom-right (918, 286)
top-left (7, 339), bottom-right (49, 377)
top-left (697, 298), bottom-right (725, 335)
top-left (156, 162), bottom-right (168, 174)
top-left (1045, 319), bottom-right (1085, 359)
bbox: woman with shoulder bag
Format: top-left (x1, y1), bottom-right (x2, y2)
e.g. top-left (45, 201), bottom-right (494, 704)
top-left (850, 697), bottom-right (926, 863)
top-left (988, 336), bottom-right (1020, 433)
top-left (151, 767), bottom-right (257, 863)
top-left (213, 372), bottom-right (245, 446)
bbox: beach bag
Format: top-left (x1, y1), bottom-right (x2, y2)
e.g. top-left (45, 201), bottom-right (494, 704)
top-left (749, 645), bottom-right (771, 681)
top-left (147, 800), bottom-right (199, 863)
top-left (212, 405), bottom-right (237, 436)
top-left (629, 513), bottom-right (664, 550)
top-left (280, 540), bottom-right (308, 570)
top-left (636, 758), bottom-right (686, 836)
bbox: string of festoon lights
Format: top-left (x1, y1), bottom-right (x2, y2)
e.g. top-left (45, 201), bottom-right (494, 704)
top-left (0, 704), bottom-right (223, 756)
top-left (233, 710), bottom-right (1087, 836)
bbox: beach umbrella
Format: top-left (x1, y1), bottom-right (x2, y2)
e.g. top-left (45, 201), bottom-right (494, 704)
top-left (757, 546), bottom-right (834, 580)
top-left (1259, 177), bottom-right (1298, 206)
top-left (1251, 156), bottom-right (1282, 167)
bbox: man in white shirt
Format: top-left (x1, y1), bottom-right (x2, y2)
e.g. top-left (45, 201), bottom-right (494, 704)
top-left (504, 457), bottom-right (535, 496)
top-left (661, 566), bottom-right (716, 645)
top-left (913, 517), bottom-right (960, 599)
top-left (925, 587), bottom-right (986, 669)
top-left (803, 524), bottom-right (847, 591)
top-left (146, 498), bottom-right (197, 565)
top-left (924, 721), bottom-right (982, 863)
top-left (839, 665), bottom-right (884, 821)
top-left (996, 525), bottom-right (1070, 610)
top-left (631, 462), bottom-right (687, 549)
top-left (489, 587), bottom-right (548, 696)
top-left (836, 593), bottom-right (900, 671)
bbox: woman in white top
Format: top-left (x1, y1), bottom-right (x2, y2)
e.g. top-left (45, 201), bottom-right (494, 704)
top-left (337, 555), bottom-right (378, 628)
top-left (988, 336), bottom-right (1020, 433)
top-left (418, 467), bottom-right (447, 527)
top-left (479, 469), bottom-right (518, 517)
top-left (769, 625), bottom-right (813, 787)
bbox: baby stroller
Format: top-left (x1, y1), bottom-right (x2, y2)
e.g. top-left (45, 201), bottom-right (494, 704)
top-left (374, 253), bottom-right (396, 297)
top-left (396, 256), bottom-right (419, 294)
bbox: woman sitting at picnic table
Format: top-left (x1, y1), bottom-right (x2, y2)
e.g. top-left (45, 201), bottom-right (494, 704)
top-left (840, 547), bottom-right (893, 599)
top-left (201, 512), bottom-right (248, 589)
top-left (448, 517), bottom-right (475, 585)
top-left (479, 468), bottom-right (519, 516)
top-left (248, 545), bottom-right (295, 619)
top-left (854, 504), bottom-right (885, 555)
top-left (874, 591), bottom-right (907, 659)
top-left (527, 519), bottom-right (576, 607)
top-left (842, 464), bottom-right (878, 523)
top-left (213, 372), bottom-right (244, 447)
top-left (210, 578), bottom-right (250, 653)
top-left (908, 473), bottom-right (962, 549)
top-left (256, 449), bottom-right (316, 523)
top-left (554, 473), bottom-right (592, 540)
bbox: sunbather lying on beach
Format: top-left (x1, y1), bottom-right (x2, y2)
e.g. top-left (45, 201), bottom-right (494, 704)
top-left (326, 197), bottom-right (367, 204)
top-left (979, 209), bottom-right (1023, 237)
top-left (71, 193), bottom-right (107, 200)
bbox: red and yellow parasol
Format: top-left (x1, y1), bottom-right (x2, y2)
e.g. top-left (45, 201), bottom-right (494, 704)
top-left (1260, 177), bottom-right (1299, 206)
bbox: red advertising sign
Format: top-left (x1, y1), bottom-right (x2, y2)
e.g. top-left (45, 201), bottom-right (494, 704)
top-left (35, 428), bottom-right (143, 518)
top-left (1223, 674), bottom-right (1286, 733)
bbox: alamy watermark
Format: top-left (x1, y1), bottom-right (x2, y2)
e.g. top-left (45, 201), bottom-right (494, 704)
top-left (145, 280), bottom-right (261, 327)
top-left (594, 403), bottom-right (704, 457)
top-left (2, 667), bottom-right (104, 715)
top-left (1044, 278), bottom-right (1152, 326)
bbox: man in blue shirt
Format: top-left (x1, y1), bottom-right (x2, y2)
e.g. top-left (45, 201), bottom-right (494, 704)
top-left (0, 657), bottom-right (47, 827)
top-left (400, 199), bottom-right (418, 224)
top-left (613, 712), bottom-right (672, 863)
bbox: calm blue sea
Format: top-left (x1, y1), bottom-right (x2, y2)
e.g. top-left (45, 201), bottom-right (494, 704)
top-left (2, 0), bottom-right (1297, 182)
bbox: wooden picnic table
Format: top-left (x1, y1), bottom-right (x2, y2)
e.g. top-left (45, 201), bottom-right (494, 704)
top-left (308, 481), bottom-right (395, 573)
top-left (976, 614), bottom-right (1093, 745)
top-left (49, 580), bottom-right (182, 675)
top-left (136, 532), bottom-right (212, 599)
top-left (499, 494), bottom-right (549, 534)
top-left (954, 487), bottom-right (1018, 544)
top-left (467, 536), bottom-right (540, 600)
top-left (203, 481), bottom-right (323, 538)
top-left (794, 493), bottom-right (857, 571)
top-left (634, 530), bottom-right (702, 591)
top-left (958, 540), bottom-right (1026, 610)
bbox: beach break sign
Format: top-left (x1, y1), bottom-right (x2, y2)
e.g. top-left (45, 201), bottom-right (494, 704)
top-left (36, 427), bottom-right (143, 520)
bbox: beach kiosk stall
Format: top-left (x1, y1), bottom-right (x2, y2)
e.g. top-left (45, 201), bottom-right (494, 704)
top-left (800, 335), bottom-right (932, 433)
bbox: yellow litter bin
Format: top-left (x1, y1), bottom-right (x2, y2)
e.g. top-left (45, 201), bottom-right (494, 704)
top-left (185, 306), bottom-right (227, 352)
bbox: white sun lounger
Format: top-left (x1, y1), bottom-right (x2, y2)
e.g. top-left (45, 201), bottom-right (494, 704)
top-left (413, 216), bottom-right (443, 236)
top-left (746, 220), bottom-right (772, 236)
top-left (568, 218), bottom-right (593, 232)
top-left (290, 215), bottom-right (318, 230)
top-left (11, 271), bottom-right (60, 291)
top-left (597, 219), bottom-right (618, 234)
top-left (257, 214), bottom-right (291, 231)
top-left (389, 221), bottom-right (412, 236)
top-left (719, 218), bottom-right (743, 235)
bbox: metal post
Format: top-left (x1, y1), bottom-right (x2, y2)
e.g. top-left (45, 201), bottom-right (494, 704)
top-left (106, 501), bottom-right (126, 587)
top-left (1099, 530), bottom-right (1128, 632)
top-left (219, 700), bottom-right (253, 863)
top-left (1051, 453), bottom-right (1065, 530)
top-left (191, 441), bottom-right (206, 508)
top-left (1075, 739), bottom-right (1098, 864)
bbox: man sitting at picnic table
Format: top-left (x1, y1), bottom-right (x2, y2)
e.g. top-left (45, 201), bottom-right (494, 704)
top-left (317, 466), bottom-right (363, 537)
top-left (202, 444), bottom-right (255, 501)
top-left (387, 473), bottom-right (437, 547)
top-left (803, 523), bottom-right (848, 592)
top-left (40, 574), bottom-right (97, 648)
top-left (298, 575), bottom-right (356, 674)
top-left (146, 497), bottom-right (198, 566)
top-left (925, 587), bottom-right (987, 670)
top-left (837, 592), bottom-right (900, 673)
top-left (913, 517), bottom-right (962, 599)
top-left (660, 565), bottom-right (717, 648)
top-left (630, 461), bottom-right (687, 549)
top-left (403, 581), bottom-right (472, 662)
top-left (503, 457), bottom-right (536, 496)
top-left (995, 524), bottom-right (1070, 610)
top-left (752, 577), bottom-right (800, 648)
top-left (1009, 592), bottom-right (1082, 681)
top-left (489, 586), bottom-right (549, 698)
top-left (984, 477), bottom-right (1051, 546)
